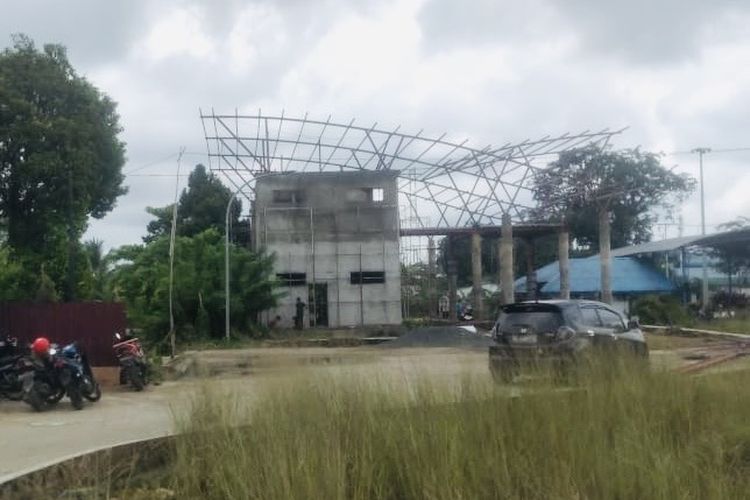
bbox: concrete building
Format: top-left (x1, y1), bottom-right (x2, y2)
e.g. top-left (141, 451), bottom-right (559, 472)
top-left (254, 171), bottom-right (402, 328)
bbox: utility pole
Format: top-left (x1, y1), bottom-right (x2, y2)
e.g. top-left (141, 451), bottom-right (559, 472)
top-left (168, 147), bottom-right (185, 358)
top-left (692, 147), bottom-right (711, 311)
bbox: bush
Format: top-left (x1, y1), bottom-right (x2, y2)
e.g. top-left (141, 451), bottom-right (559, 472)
top-left (631, 294), bottom-right (692, 326)
top-left (711, 290), bottom-right (749, 310)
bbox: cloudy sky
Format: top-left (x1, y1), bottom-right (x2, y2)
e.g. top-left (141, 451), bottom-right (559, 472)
top-left (3, 0), bottom-right (749, 249)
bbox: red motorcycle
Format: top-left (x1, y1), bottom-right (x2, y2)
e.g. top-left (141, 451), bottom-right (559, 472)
top-left (113, 332), bottom-right (150, 391)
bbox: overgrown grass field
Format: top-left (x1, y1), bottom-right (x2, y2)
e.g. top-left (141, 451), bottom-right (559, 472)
top-left (164, 358), bottom-right (750, 500)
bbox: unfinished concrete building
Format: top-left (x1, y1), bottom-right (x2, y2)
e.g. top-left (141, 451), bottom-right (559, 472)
top-left (254, 171), bottom-right (402, 328)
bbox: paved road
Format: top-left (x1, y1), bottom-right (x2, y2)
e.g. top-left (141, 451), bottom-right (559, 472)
top-left (0, 347), bottom-right (488, 484)
top-left (0, 382), bottom-right (182, 483)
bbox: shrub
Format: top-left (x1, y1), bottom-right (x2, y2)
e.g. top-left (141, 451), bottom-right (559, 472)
top-left (631, 294), bottom-right (692, 326)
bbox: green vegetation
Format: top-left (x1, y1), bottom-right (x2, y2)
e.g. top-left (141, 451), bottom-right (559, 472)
top-left (161, 359), bottom-right (750, 499)
top-left (0, 34), bottom-right (127, 300)
top-left (109, 228), bottom-right (278, 344)
top-left (106, 162), bottom-right (279, 345)
top-left (532, 145), bottom-right (695, 253)
top-left (632, 294), bottom-right (693, 326)
top-left (143, 164), bottom-right (246, 245)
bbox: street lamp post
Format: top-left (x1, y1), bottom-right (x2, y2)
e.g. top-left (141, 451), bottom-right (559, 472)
top-left (692, 147), bottom-right (711, 311)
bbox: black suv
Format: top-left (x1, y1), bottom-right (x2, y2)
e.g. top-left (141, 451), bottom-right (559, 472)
top-left (489, 300), bottom-right (647, 381)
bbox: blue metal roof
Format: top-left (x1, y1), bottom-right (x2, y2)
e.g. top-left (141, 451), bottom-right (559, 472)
top-left (514, 256), bottom-right (676, 295)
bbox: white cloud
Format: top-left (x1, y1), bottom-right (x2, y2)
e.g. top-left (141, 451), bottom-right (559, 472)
top-left (137, 5), bottom-right (215, 61)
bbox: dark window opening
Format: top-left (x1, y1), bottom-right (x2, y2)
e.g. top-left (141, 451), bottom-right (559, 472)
top-left (277, 272), bottom-right (307, 286)
top-left (273, 190), bottom-right (304, 203)
top-left (350, 271), bottom-right (385, 284)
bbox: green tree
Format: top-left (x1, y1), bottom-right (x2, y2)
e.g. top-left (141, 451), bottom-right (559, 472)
top-left (144, 164), bottom-right (244, 244)
top-left (531, 146), bottom-right (695, 253)
top-left (0, 35), bottom-right (127, 299)
top-left (110, 228), bottom-right (278, 343)
top-left (711, 217), bottom-right (750, 292)
top-left (82, 239), bottom-right (109, 300)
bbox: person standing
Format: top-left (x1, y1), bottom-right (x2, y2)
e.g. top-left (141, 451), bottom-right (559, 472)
top-left (294, 297), bottom-right (306, 330)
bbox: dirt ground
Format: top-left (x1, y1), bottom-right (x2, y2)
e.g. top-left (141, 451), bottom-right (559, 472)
top-left (3, 337), bottom-right (750, 484)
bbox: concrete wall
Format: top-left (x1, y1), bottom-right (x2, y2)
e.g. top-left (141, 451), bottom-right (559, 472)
top-left (254, 171), bottom-right (402, 328)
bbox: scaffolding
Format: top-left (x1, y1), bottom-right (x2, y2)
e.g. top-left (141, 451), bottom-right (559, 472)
top-left (200, 111), bottom-right (623, 319)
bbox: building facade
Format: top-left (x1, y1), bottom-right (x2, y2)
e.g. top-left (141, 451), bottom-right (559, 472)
top-left (254, 171), bottom-right (402, 328)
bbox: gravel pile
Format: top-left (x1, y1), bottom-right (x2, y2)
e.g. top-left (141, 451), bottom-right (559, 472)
top-left (380, 326), bottom-right (494, 349)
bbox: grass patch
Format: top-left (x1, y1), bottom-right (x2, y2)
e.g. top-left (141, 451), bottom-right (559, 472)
top-left (694, 316), bottom-right (750, 334)
top-left (164, 358), bottom-right (750, 499)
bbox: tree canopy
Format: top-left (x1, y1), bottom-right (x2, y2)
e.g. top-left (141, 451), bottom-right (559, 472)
top-left (0, 35), bottom-right (127, 298)
top-left (711, 216), bottom-right (750, 281)
top-left (144, 164), bottom-right (243, 243)
top-left (531, 146), bottom-right (695, 252)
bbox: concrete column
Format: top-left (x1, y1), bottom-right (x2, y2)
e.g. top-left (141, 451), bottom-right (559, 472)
top-left (599, 209), bottom-right (613, 304)
top-left (471, 231), bottom-right (483, 319)
top-left (525, 239), bottom-right (537, 299)
top-left (447, 236), bottom-right (458, 321)
top-left (558, 228), bottom-right (570, 300)
top-left (427, 237), bottom-right (437, 318)
top-left (500, 213), bottom-right (515, 304)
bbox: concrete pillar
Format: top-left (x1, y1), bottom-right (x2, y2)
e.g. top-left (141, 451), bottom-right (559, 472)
top-left (447, 236), bottom-right (458, 321)
top-left (525, 239), bottom-right (537, 299)
top-left (558, 228), bottom-right (570, 300)
top-left (471, 231), bottom-right (483, 319)
top-left (599, 209), bottom-right (613, 304)
top-left (500, 213), bottom-right (515, 304)
top-left (427, 237), bottom-right (437, 318)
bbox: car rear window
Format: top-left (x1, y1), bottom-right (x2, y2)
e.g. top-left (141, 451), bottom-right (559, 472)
top-left (496, 308), bottom-right (563, 334)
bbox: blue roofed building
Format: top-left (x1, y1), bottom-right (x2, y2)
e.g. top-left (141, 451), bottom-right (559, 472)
top-left (515, 256), bottom-right (677, 313)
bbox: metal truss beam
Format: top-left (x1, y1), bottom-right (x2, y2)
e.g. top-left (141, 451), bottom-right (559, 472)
top-left (199, 110), bottom-right (623, 229)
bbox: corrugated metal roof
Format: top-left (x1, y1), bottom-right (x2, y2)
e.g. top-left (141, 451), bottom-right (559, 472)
top-left (610, 235), bottom-right (704, 257)
top-left (610, 228), bottom-right (750, 257)
top-left (515, 256), bottom-right (676, 295)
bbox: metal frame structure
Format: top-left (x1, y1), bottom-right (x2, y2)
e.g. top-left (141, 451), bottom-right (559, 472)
top-left (199, 110), bottom-right (623, 229)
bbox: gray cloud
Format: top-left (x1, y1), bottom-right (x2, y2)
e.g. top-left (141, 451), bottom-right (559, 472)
top-left (1, 0), bottom-right (748, 249)
top-left (419, 0), bottom-right (750, 64)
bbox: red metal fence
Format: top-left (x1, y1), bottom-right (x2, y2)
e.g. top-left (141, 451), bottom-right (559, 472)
top-left (0, 302), bottom-right (126, 366)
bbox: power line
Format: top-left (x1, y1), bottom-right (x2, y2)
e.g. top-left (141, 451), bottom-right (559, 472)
top-left (123, 151), bottom-right (206, 175)
top-left (663, 146), bottom-right (750, 156)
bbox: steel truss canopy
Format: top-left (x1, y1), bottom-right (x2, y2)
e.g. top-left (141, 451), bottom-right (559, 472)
top-left (200, 110), bottom-right (623, 229)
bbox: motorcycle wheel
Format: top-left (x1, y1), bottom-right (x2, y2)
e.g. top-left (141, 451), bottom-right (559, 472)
top-left (47, 388), bottom-right (65, 404)
top-left (6, 389), bottom-right (24, 401)
top-left (128, 366), bottom-right (145, 391)
top-left (26, 388), bottom-right (47, 412)
top-left (68, 386), bottom-right (84, 410)
top-left (84, 380), bottom-right (102, 402)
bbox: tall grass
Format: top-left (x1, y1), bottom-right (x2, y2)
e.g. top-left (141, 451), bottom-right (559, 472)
top-left (168, 358), bottom-right (750, 499)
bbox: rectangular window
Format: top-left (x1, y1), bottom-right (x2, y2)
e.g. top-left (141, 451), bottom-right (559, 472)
top-left (346, 187), bottom-right (385, 202)
top-left (272, 190), bottom-right (304, 203)
top-left (350, 271), bottom-right (385, 284)
top-left (276, 273), bottom-right (307, 286)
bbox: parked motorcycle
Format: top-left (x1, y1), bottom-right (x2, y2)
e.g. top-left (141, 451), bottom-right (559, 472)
top-left (60, 342), bottom-right (101, 403)
top-left (22, 344), bottom-right (67, 411)
top-left (0, 336), bottom-right (29, 401)
top-left (22, 340), bottom-right (98, 411)
top-left (113, 332), bottom-right (149, 391)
